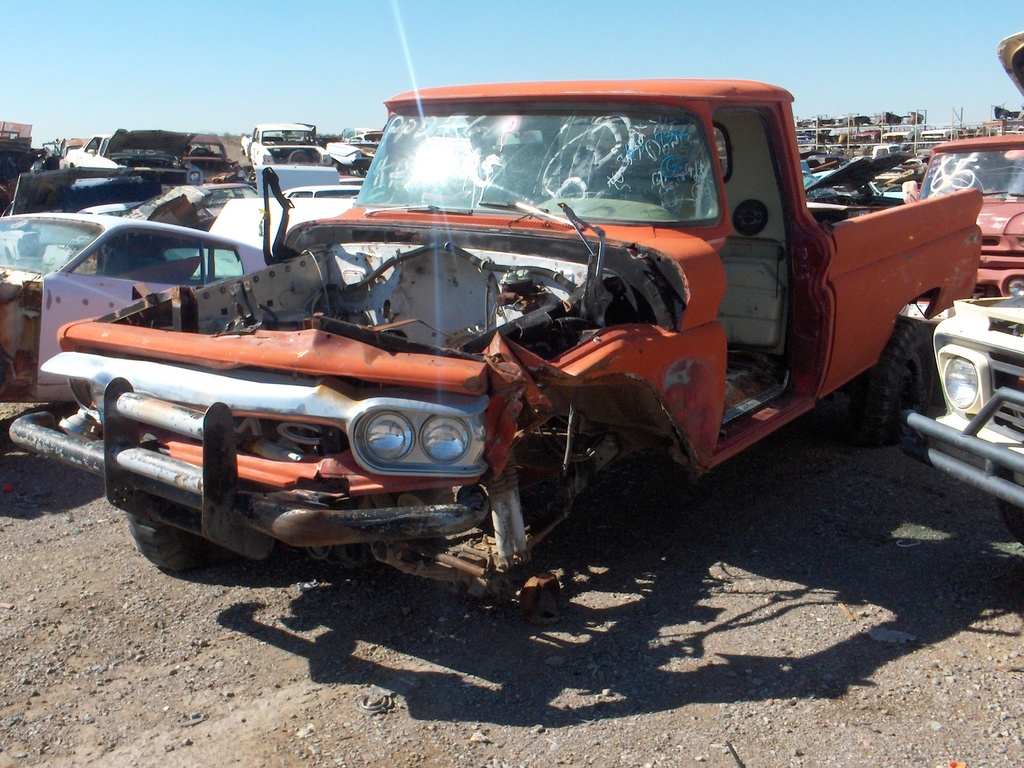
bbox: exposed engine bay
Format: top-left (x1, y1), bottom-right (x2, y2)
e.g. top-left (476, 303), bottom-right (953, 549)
top-left (119, 217), bottom-right (689, 362)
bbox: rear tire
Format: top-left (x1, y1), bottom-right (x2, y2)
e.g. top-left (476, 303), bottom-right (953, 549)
top-left (845, 318), bottom-right (934, 447)
top-left (126, 512), bottom-right (235, 572)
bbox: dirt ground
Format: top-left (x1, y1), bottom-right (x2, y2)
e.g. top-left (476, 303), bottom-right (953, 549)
top-left (0, 397), bottom-right (1022, 768)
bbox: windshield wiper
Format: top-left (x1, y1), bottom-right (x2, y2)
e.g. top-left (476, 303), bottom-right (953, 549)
top-left (478, 200), bottom-right (567, 225)
top-left (363, 204), bottom-right (476, 217)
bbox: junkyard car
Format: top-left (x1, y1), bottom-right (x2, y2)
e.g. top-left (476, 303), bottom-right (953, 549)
top-left (0, 213), bottom-right (264, 402)
top-left (60, 130), bottom-right (217, 186)
top-left (182, 135), bottom-right (243, 182)
top-left (11, 80), bottom-right (981, 600)
top-left (81, 183), bottom-right (259, 230)
top-left (919, 135), bottom-right (1024, 298)
top-left (240, 123), bottom-right (330, 167)
top-left (902, 297), bottom-right (1024, 544)
top-left (60, 134), bottom-right (112, 169)
top-left (804, 154), bottom-right (911, 211)
top-left (323, 129), bottom-right (383, 175)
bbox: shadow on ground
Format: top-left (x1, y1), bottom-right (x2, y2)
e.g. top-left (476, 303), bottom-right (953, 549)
top-left (64, 397), bottom-right (1024, 726)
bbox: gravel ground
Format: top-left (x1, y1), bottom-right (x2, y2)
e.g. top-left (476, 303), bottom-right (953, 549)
top-left (0, 398), bottom-right (1022, 768)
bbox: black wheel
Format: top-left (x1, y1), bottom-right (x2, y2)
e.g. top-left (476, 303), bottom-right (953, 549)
top-left (125, 512), bottom-right (235, 572)
top-left (998, 501), bottom-right (1024, 545)
top-left (845, 318), bottom-right (935, 447)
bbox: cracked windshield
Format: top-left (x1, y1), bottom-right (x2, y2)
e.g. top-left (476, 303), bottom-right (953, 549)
top-left (922, 148), bottom-right (1024, 199)
top-left (357, 111), bottom-right (720, 222)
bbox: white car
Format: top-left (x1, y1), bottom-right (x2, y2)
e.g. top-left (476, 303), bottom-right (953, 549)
top-left (0, 213), bottom-right (265, 401)
top-left (60, 134), bottom-right (115, 169)
top-left (241, 123), bottom-right (330, 167)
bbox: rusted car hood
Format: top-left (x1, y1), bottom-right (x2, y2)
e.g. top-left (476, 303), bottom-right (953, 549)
top-left (977, 201), bottom-right (1024, 236)
top-left (105, 129), bottom-right (198, 157)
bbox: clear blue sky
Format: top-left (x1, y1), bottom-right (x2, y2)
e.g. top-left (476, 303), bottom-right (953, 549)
top-left (5, 0), bottom-right (1023, 143)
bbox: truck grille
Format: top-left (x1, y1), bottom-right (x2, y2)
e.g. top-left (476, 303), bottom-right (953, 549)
top-left (988, 350), bottom-right (1024, 437)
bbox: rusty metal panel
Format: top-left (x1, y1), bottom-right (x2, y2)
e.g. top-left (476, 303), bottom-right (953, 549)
top-left (0, 276), bottom-right (41, 401)
top-left (822, 189), bottom-right (982, 395)
top-left (58, 322), bottom-right (490, 396)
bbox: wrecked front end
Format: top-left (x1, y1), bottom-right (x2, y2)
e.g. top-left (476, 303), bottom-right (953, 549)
top-left (11, 218), bottom-right (700, 594)
top-left (11, 103), bottom-right (729, 595)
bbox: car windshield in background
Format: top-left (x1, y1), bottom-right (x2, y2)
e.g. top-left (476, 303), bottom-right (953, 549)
top-left (0, 217), bottom-right (103, 272)
top-left (922, 149), bottom-right (1024, 199)
top-left (357, 110), bottom-right (721, 223)
top-left (263, 130), bottom-right (316, 145)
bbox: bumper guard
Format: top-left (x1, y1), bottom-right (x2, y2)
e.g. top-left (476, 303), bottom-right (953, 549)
top-left (9, 377), bottom-right (489, 557)
top-left (901, 386), bottom-right (1024, 509)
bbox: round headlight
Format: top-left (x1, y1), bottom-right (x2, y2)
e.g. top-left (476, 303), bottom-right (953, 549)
top-left (420, 416), bottom-right (471, 463)
top-left (361, 412), bottom-right (413, 462)
top-left (944, 357), bottom-right (980, 410)
top-left (1008, 277), bottom-right (1024, 298)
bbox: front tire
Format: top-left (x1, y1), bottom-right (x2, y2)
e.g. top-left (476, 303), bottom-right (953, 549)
top-left (126, 512), bottom-right (235, 572)
top-left (845, 318), bottom-right (934, 447)
top-left (998, 501), bottom-right (1024, 546)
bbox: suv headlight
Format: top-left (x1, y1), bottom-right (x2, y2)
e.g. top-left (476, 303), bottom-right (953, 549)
top-left (361, 412), bottom-right (414, 462)
top-left (1007, 276), bottom-right (1024, 298)
top-left (944, 357), bottom-right (980, 410)
top-left (421, 416), bottom-right (470, 463)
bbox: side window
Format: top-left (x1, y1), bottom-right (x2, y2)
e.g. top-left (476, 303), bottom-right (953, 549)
top-left (207, 246), bottom-right (244, 282)
top-left (72, 230), bottom-right (203, 284)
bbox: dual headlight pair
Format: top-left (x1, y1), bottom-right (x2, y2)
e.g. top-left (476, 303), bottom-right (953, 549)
top-left (353, 409), bottom-right (487, 477)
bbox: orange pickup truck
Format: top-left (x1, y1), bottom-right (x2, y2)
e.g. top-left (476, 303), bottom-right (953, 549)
top-left (11, 79), bottom-right (981, 600)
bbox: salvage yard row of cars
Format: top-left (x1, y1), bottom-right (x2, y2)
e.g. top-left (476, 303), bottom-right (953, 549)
top-left (0, 123), bottom-right (370, 404)
top-left (2, 31), bottom-right (1024, 613)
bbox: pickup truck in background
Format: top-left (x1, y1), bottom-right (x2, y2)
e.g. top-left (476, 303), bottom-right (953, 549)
top-left (240, 123), bottom-right (330, 167)
top-left (11, 78), bottom-right (981, 605)
top-left (917, 133), bottom-right (1024, 298)
top-left (60, 134), bottom-right (113, 169)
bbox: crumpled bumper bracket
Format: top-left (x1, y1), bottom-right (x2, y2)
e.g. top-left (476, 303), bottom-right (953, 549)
top-left (902, 388), bottom-right (1024, 509)
top-left (9, 378), bottom-right (490, 555)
